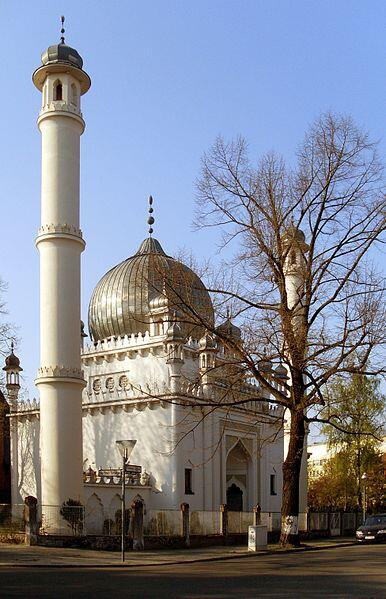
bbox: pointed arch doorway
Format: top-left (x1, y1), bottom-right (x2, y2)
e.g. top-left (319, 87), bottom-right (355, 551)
top-left (226, 439), bottom-right (252, 511)
top-left (227, 482), bottom-right (243, 511)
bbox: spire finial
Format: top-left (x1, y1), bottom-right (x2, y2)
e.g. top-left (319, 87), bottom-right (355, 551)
top-left (10, 340), bottom-right (14, 353)
top-left (60, 15), bottom-right (65, 44)
top-left (147, 195), bottom-right (155, 236)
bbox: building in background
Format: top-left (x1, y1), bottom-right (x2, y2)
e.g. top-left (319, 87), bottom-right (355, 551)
top-left (308, 438), bottom-right (386, 480)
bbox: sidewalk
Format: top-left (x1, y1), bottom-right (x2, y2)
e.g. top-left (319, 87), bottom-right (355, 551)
top-left (0, 537), bottom-right (357, 568)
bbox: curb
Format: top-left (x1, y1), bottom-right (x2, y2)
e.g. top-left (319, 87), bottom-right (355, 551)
top-left (0, 540), bottom-right (358, 569)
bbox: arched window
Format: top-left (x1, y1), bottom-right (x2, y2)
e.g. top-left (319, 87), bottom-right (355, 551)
top-left (54, 80), bottom-right (63, 101)
top-left (71, 83), bottom-right (78, 106)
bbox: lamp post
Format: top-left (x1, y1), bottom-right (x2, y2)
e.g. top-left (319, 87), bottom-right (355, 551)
top-left (361, 472), bottom-right (367, 524)
top-left (116, 440), bottom-right (137, 562)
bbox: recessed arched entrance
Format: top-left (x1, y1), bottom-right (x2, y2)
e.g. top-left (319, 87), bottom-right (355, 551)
top-left (226, 439), bottom-right (252, 511)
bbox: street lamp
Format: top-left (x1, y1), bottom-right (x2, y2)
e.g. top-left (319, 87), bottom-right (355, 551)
top-left (361, 472), bottom-right (367, 524)
top-left (116, 440), bottom-right (137, 562)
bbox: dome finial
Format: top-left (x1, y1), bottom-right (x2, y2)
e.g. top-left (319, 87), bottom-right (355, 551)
top-left (147, 195), bottom-right (155, 236)
top-left (60, 15), bottom-right (65, 44)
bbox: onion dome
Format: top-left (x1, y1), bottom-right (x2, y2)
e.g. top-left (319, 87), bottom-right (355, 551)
top-left (216, 318), bottom-right (241, 340)
top-left (274, 363), bottom-right (288, 380)
top-left (282, 223), bottom-right (309, 252)
top-left (165, 319), bottom-right (185, 343)
top-left (149, 295), bottom-right (169, 311)
top-left (41, 43), bottom-right (84, 69)
top-left (258, 355), bottom-right (272, 373)
top-left (32, 17), bottom-right (90, 93)
top-left (199, 331), bottom-right (217, 351)
top-left (88, 237), bottom-right (214, 342)
top-left (3, 343), bottom-right (22, 372)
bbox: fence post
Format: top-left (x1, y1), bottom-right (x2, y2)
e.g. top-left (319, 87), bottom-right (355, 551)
top-left (220, 504), bottom-right (228, 540)
top-left (24, 496), bottom-right (38, 546)
top-left (253, 504), bottom-right (261, 526)
top-left (131, 499), bottom-right (144, 551)
top-left (180, 503), bottom-right (190, 547)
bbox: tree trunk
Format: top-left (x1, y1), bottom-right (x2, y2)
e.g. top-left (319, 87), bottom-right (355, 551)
top-left (280, 409), bottom-right (305, 546)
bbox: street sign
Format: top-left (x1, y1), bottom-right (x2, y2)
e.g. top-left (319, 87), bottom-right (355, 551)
top-left (98, 465), bottom-right (141, 477)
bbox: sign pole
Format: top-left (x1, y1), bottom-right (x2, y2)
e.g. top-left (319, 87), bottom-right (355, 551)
top-left (121, 451), bottom-right (126, 563)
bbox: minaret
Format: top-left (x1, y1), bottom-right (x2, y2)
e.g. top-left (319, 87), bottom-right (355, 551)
top-left (32, 20), bottom-right (91, 510)
top-left (282, 224), bottom-right (309, 327)
top-left (3, 342), bottom-right (23, 409)
top-left (3, 344), bottom-right (22, 504)
top-left (282, 224), bottom-right (309, 522)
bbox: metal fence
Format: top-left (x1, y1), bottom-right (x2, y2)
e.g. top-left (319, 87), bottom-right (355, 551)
top-left (308, 511), bottom-right (362, 535)
top-left (40, 505), bottom-right (85, 536)
top-left (309, 512), bottom-right (329, 532)
top-left (38, 507), bottom-right (285, 537)
top-left (4, 502), bottom-right (363, 538)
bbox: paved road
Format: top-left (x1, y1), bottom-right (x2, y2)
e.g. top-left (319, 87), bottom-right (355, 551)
top-left (0, 544), bottom-right (384, 598)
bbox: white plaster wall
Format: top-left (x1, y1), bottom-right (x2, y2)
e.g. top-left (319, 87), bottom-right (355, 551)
top-left (261, 423), bottom-right (284, 513)
top-left (82, 403), bottom-right (176, 509)
top-left (83, 350), bottom-right (170, 401)
top-left (10, 415), bottom-right (41, 505)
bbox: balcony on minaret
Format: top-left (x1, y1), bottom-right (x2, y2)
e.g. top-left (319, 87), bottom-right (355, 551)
top-left (33, 41), bottom-right (90, 123)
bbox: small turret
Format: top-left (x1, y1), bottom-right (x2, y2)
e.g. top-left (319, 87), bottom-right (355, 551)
top-left (274, 362), bottom-right (288, 381)
top-left (165, 315), bottom-right (185, 393)
top-left (282, 223), bottom-right (309, 317)
top-left (198, 331), bottom-right (218, 391)
top-left (273, 362), bottom-right (289, 397)
top-left (216, 318), bottom-right (241, 341)
top-left (80, 320), bottom-right (88, 350)
top-left (258, 354), bottom-right (272, 402)
top-left (199, 331), bottom-right (217, 371)
top-left (3, 342), bottom-right (23, 407)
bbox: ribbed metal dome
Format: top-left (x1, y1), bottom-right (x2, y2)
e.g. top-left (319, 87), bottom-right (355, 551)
top-left (88, 237), bottom-right (214, 342)
top-left (41, 43), bottom-right (84, 69)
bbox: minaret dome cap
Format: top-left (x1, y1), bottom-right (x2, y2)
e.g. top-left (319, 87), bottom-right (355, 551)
top-left (41, 43), bottom-right (84, 70)
top-left (3, 345), bottom-right (22, 372)
top-left (33, 41), bottom-right (91, 94)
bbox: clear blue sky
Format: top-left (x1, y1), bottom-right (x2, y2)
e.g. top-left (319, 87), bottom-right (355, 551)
top-left (1, 0), bottom-right (385, 399)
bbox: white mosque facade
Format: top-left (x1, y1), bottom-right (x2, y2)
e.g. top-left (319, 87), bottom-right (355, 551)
top-left (8, 233), bottom-right (286, 516)
top-left (4, 34), bottom-right (293, 526)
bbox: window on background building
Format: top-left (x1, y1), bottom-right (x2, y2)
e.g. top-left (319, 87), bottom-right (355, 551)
top-left (270, 474), bottom-right (277, 495)
top-left (184, 468), bottom-right (193, 494)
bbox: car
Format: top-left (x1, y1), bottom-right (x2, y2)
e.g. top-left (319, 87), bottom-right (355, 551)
top-left (356, 514), bottom-right (386, 542)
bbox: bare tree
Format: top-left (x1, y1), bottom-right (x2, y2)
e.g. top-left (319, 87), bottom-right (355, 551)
top-left (183, 113), bottom-right (386, 545)
top-left (0, 278), bottom-right (15, 386)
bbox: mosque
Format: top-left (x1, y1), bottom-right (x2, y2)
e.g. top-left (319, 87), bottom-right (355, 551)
top-left (0, 31), bottom-right (305, 530)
